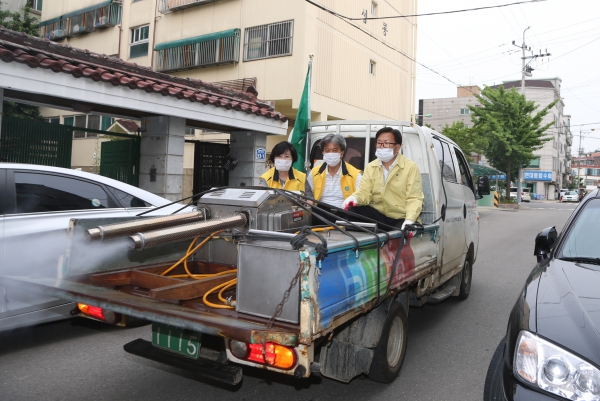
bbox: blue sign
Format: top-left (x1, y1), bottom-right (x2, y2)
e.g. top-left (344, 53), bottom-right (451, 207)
top-left (489, 174), bottom-right (506, 180)
top-left (524, 170), bottom-right (552, 181)
top-left (255, 147), bottom-right (266, 161)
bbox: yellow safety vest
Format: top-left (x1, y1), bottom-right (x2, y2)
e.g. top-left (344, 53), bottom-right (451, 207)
top-left (312, 161), bottom-right (361, 201)
top-left (260, 167), bottom-right (306, 191)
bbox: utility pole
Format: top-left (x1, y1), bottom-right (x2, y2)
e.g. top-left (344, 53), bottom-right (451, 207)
top-left (512, 27), bottom-right (551, 204)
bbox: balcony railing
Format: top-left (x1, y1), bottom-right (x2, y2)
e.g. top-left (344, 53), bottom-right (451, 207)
top-left (39, 1), bottom-right (122, 41)
top-left (158, 0), bottom-right (220, 14)
top-left (566, 133), bottom-right (573, 146)
top-left (155, 29), bottom-right (240, 72)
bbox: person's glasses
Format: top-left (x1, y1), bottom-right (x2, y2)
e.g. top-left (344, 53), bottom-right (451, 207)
top-left (376, 142), bottom-right (397, 148)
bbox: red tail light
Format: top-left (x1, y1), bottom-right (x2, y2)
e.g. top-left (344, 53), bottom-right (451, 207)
top-left (229, 340), bottom-right (297, 370)
top-left (77, 303), bottom-right (120, 324)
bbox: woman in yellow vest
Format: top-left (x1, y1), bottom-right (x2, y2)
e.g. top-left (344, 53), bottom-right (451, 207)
top-left (259, 141), bottom-right (306, 190)
top-left (305, 134), bottom-right (362, 209)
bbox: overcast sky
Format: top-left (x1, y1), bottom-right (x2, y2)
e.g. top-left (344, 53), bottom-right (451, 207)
top-left (415, 0), bottom-right (600, 154)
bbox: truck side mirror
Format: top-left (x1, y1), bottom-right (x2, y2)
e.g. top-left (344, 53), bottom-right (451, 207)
top-left (477, 176), bottom-right (491, 196)
top-left (534, 226), bottom-right (557, 263)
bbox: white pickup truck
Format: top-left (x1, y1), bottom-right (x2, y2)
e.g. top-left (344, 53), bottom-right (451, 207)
top-left (2, 121), bottom-right (490, 386)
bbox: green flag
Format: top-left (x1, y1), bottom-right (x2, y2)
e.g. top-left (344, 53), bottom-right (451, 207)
top-left (290, 62), bottom-right (311, 172)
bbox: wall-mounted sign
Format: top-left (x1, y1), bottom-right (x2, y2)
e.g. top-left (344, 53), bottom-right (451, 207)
top-left (255, 147), bottom-right (266, 161)
top-left (524, 170), bottom-right (553, 181)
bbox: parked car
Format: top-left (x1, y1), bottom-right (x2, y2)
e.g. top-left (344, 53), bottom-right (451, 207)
top-left (484, 188), bottom-right (600, 401)
top-left (0, 163), bottom-right (191, 331)
top-left (561, 190), bottom-right (579, 202)
top-left (559, 188), bottom-right (568, 201)
top-left (510, 187), bottom-right (531, 202)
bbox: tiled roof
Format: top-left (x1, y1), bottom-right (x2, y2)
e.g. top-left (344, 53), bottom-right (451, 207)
top-left (0, 27), bottom-right (287, 122)
top-left (116, 119), bottom-right (140, 132)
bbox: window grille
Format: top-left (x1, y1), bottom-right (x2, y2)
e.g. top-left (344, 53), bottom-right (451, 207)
top-left (155, 30), bottom-right (240, 72)
top-left (244, 20), bottom-right (293, 61)
top-left (130, 25), bottom-right (150, 58)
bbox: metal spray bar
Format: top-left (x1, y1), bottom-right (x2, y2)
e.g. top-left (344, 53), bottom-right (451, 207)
top-left (128, 214), bottom-right (248, 250)
top-left (85, 210), bottom-right (207, 242)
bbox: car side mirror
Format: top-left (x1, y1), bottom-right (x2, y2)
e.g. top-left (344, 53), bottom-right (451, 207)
top-left (477, 176), bottom-right (491, 197)
top-left (534, 226), bottom-right (557, 263)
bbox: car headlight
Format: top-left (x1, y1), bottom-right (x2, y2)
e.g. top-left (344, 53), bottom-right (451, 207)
top-left (514, 331), bottom-right (600, 400)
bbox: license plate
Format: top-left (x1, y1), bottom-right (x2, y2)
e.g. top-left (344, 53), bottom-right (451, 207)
top-left (151, 323), bottom-right (201, 359)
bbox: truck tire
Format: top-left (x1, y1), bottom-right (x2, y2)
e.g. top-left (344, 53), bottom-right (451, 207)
top-left (368, 301), bottom-right (408, 383)
top-left (457, 252), bottom-right (473, 300)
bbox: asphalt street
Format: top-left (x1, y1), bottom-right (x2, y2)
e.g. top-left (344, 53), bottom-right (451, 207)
top-left (0, 202), bottom-right (575, 401)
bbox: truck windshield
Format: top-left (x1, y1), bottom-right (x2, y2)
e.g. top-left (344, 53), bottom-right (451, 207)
top-left (558, 198), bottom-right (600, 263)
top-left (310, 137), bottom-right (366, 170)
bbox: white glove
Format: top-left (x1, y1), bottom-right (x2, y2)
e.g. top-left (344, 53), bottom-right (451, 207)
top-left (342, 196), bottom-right (358, 211)
top-left (401, 219), bottom-right (414, 230)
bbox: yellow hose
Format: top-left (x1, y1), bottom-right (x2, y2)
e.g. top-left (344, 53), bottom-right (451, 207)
top-left (160, 231), bottom-right (238, 309)
top-left (160, 230), bottom-right (225, 277)
top-left (202, 279), bottom-right (237, 309)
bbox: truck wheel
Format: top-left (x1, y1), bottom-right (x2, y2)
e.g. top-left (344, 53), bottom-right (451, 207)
top-left (458, 254), bottom-right (472, 300)
top-left (368, 301), bottom-right (408, 383)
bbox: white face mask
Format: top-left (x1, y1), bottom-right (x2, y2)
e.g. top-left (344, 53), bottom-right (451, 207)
top-left (323, 153), bottom-right (342, 167)
top-left (375, 148), bottom-right (396, 163)
top-left (274, 159), bottom-right (292, 172)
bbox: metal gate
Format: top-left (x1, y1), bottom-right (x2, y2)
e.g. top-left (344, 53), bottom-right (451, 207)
top-left (192, 141), bottom-right (230, 196)
top-left (0, 117), bottom-right (73, 168)
top-left (100, 138), bottom-right (140, 187)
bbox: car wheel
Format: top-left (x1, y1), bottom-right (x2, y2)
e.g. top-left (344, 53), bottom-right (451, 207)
top-left (368, 301), bottom-right (408, 383)
top-left (484, 338), bottom-right (507, 401)
top-left (457, 253), bottom-right (473, 300)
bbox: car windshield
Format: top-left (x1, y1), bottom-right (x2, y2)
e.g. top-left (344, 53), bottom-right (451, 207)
top-left (558, 198), bottom-right (600, 263)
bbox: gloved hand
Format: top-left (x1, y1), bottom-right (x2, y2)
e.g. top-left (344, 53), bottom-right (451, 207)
top-left (401, 219), bottom-right (415, 238)
top-left (342, 196), bottom-right (358, 211)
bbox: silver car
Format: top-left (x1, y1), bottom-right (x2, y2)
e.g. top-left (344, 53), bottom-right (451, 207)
top-left (0, 163), bottom-right (191, 331)
top-left (561, 190), bottom-right (580, 202)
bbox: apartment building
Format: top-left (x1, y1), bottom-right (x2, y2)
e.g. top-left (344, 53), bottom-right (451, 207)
top-left (420, 79), bottom-right (572, 199)
top-left (37, 0), bottom-right (418, 173)
top-left (572, 152), bottom-right (600, 188)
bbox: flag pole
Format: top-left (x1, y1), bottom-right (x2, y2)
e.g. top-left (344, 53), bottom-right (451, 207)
top-left (304, 54), bottom-right (314, 173)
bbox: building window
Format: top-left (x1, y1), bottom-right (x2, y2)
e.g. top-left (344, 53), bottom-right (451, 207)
top-left (130, 25), bottom-right (150, 58)
top-left (64, 115), bottom-right (101, 139)
top-left (371, 1), bottom-right (378, 16)
top-left (528, 158), bottom-right (540, 168)
top-left (29, 0), bottom-right (42, 12)
top-left (44, 117), bottom-right (60, 124)
top-left (244, 20), bottom-right (293, 61)
top-left (460, 108), bottom-right (470, 115)
top-left (369, 60), bottom-right (376, 75)
top-left (155, 29), bottom-right (241, 72)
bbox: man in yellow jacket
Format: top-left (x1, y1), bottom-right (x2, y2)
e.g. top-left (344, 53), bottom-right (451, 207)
top-left (342, 127), bottom-right (424, 230)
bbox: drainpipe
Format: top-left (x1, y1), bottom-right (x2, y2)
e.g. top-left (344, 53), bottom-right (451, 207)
top-left (150, 1), bottom-right (159, 69)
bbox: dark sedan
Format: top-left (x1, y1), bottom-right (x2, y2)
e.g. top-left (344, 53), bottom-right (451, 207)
top-left (485, 189), bottom-right (600, 401)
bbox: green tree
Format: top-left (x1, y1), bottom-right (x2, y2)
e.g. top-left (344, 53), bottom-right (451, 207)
top-left (0, 1), bottom-right (42, 121)
top-left (441, 121), bottom-right (484, 161)
top-left (469, 85), bottom-right (558, 199)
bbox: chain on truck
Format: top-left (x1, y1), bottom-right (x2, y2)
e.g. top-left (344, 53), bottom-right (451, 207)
top-left (3, 121), bottom-right (490, 385)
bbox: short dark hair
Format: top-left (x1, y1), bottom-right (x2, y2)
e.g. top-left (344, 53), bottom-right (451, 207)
top-left (375, 127), bottom-right (402, 146)
top-left (269, 141), bottom-right (298, 163)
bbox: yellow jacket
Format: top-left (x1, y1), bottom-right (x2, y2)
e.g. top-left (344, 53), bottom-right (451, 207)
top-left (311, 161), bottom-right (361, 201)
top-left (260, 167), bottom-right (306, 191)
top-left (352, 153), bottom-right (424, 222)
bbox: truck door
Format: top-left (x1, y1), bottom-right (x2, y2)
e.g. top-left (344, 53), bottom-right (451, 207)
top-left (453, 147), bottom-right (478, 257)
top-left (432, 138), bottom-right (466, 274)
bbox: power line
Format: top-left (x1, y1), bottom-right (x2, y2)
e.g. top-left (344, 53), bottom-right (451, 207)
top-left (304, 1), bottom-right (472, 94)
top-left (304, 0), bottom-right (546, 21)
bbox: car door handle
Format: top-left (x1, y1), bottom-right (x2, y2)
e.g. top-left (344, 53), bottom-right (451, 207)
top-left (463, 204), bottom-right (467, 219)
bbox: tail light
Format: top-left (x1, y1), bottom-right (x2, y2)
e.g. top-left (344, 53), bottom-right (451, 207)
top-left (229, 340), bottom-right (297, 370)
top-left (77, 303), bottom-right (120, 325)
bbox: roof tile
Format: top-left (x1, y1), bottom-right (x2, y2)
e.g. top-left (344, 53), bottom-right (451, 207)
top-left (0, 27), bottom-right (287, 123)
